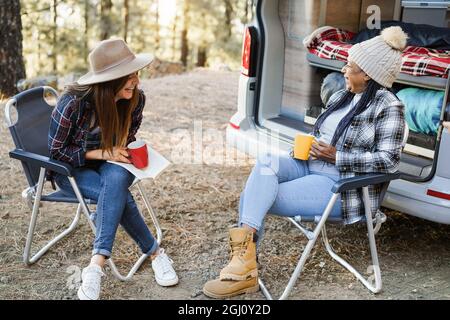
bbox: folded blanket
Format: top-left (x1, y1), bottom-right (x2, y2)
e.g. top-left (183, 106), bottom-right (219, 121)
top-left (397, 87), bottom-right (444, 135)
top-left (304, 26), bottom-right (450, 78)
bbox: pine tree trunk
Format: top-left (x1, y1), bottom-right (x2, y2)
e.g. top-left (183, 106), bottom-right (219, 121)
top-left (180, 0), bottom-right (189, 67)
top-left (224, 0), bottom-right (233, 39)
top-left (196, 47), bottom-right (207, 67)
top-left (0, 0), bottom-right (26, 98)
top-left (100, 0), bottom-right (113, 40)
top-left (196, 11), bottom-right (207, 67)
top-left (123, 0), bottom-right (129, 42)
top-left (52, 0), bottom-right (58, 73)
top-left (244, 0), bottom-right (248, 23)
top-left (84, 0), bottom-right (90, 61)
top-left (154, 0), bottom-right (160, 53)
top-left (172, 11), bottom-right (177, 61)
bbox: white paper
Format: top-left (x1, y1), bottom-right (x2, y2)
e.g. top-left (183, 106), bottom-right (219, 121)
top-left (107, 145), bottom-right (171, 180)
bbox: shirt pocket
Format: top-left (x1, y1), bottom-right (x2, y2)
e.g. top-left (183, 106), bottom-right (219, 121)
top-left (353, 122), bottom-right (376, 149)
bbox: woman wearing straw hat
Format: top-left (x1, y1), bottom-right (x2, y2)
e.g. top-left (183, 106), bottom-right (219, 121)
top-left (203, 26), bottom-right (408, 298)
top-left (48, 39), bottom-right (178, 300)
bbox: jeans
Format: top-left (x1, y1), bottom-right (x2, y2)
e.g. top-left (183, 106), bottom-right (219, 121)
top-left (54, 162), bottom-right (158, 258)
top-left (238, 153), bottom-right (343, 244)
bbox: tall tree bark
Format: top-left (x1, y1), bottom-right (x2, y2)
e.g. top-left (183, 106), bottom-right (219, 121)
top-left (180, 0), bottom-right (189, 67)
top-left (100, 0), bottom-right (113, 40)
top-left (52, 0), bottom-right (58, 73)
top-left (196, 11), bottom-right (207, 67)
top-left (196, 47), bottom-right (207, 67)
top-left (123, 0), bottom-right (129, 42)
top-left (0, 0), bottom-right (26, 97)
top-left (172, 9), bottom-right (178, 61)
top-left (154, 0), bottom-right (160, 53)
top-left (244, 0), bottom-right (248, 24)
top-left (224, 0), bottom-right (233, 39)
top-left (84, 0), bottom-right (90, 61)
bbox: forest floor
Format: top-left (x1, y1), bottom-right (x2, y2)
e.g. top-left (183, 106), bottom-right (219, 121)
top-left (1, 69), bottom-right (449, 300)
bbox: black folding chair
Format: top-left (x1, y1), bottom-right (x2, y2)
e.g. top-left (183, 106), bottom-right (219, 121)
top-left (5, 86), bottom-right (162, 281)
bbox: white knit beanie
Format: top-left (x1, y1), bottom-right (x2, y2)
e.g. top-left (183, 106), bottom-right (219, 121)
top-left (348, 26), bottom-right (408, 88)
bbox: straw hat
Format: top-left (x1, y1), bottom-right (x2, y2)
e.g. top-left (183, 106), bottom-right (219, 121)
top-left (77, 38), bottom-right (154, 85)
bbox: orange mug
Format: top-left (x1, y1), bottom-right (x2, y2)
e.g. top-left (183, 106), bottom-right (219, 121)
top-left (293, 134), bottom-right (315, 160)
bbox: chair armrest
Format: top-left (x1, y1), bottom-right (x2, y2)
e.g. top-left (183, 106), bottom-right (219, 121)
top-left (9, 149), bottom-right (73, 177)
top-left (331, 172), bottom-right (401, 193)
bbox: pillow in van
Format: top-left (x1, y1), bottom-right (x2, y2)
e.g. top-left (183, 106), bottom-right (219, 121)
top-left (320, 72), bottom-right (346, 106)
top-left (350, 21), bottom-right (450, 51)
top-left (397, 87), bottom-right (444, 135)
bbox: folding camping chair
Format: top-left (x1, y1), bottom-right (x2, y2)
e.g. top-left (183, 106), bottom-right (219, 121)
top-left (5, 86), bottom-right (163, 281)
top-left (258, 125), bottom-right (409, 300)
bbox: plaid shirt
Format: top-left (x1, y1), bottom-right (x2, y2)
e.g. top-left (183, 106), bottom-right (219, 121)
top-left (325, 89), bottom-right (405, 224)
top-left (48, 89), bottom-right (146, 170)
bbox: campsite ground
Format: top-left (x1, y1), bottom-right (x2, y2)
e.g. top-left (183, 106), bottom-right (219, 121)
top-left (1, 69), bottom-right (449, 300)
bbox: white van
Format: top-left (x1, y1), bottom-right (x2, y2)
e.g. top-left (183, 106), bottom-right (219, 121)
top-left (226, 0), bottom-right (450, 223)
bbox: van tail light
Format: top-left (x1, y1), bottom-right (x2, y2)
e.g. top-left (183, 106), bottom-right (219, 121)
top-left (427, 189), bottom-right (450, 200)
top-left (241, 27), bottom-right (257, 77)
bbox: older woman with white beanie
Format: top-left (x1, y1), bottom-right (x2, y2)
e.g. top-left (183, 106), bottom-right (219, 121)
top-left (203, 26), bottom-right (408, 299)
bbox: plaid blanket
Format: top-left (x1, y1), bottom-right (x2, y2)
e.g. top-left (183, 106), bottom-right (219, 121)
top-left (305, 27), bottom-right (450, 78)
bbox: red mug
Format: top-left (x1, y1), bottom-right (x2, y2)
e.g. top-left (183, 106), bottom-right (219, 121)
top-left (127, 140), bottom-right (148, 169)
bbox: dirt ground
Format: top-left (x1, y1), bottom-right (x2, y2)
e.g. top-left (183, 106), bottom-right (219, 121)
top-left (0, 69), bottom-right (449, 300)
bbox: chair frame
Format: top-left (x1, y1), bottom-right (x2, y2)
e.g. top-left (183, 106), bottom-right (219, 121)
top-left (258, 121), bottom-right (409, 300)
top-left (257, 172), bottom-right (401, 300)
top-left (6, 87), bottom-right (163, 281)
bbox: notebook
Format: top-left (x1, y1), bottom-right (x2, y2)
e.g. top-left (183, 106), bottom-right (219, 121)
top-left (107, 145), bottom-right (171, 180)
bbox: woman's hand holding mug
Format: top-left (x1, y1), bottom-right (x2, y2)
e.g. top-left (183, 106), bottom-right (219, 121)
top-left (103, 147), bottom-right (132, 163)
top-left (310, 140), bottom-right (337, 164)
top-left (85, 147), bottom-right (131, 163)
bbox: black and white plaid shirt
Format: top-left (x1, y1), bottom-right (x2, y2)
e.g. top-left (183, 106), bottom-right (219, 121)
top-left (327, 89), bottom-right (406, 224)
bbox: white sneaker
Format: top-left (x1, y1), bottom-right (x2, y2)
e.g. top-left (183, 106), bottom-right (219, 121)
top-left (151, 248), bottom-right (179, 287)
top-left (77, 264), bottom-right (104, 300)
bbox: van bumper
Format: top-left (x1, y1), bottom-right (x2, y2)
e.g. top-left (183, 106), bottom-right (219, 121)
top-left (384, 178), bottom-right (450, 224)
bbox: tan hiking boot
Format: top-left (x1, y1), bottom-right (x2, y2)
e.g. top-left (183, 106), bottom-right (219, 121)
top-left (219, 227), bottom-right (257, 281)
top-left (203, 277), bottom-right (259, 299)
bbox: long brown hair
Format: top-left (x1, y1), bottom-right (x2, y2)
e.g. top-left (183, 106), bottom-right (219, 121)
top-left (64, 74), bottom-right (140, 154)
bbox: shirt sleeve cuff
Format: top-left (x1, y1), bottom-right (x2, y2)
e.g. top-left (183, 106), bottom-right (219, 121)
top-left (336, 151), bottom-right (353, 172)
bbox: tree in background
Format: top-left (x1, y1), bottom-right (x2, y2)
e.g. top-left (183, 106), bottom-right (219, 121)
top-left (51, 0), bottom-right (58, 73)
top-left (18, 0), bottom-right (254, 80)
top-left (100, 0), bottom-right (113, 40)
top-left (123, 0), bottom-right (130, 42)
top-left (0, 0), bottom-right (26, 98)
top-left (180, 0), bottom-right (189, 67)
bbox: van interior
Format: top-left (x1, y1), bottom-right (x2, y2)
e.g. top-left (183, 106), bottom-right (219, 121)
top-left (255, 0), bottom-right (450, 182)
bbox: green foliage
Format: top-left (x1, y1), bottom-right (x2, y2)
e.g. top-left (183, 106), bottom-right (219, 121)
top-left (20, 0), bottom-right (254, 78)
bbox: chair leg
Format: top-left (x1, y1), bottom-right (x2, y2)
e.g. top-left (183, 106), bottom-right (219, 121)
top-left (135, 181), bottom-right (162, 246)
top-left (23, 168), bottom-right (81, 265)
top-left (321, 186), bottom-right (382, 293)
top-left (68, 177), bottom-right (162, 281)
top-left (259, 193), bottom-right (340, 300)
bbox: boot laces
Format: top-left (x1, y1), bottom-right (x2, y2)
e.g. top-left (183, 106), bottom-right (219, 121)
top-left (229, 235), bottom-right (250, 258)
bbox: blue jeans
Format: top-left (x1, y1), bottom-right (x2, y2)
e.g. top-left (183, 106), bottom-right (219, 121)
top-left (54, 162), bottom-right (158, 258)
top-left (238, 153), bottom-right (343, 243)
